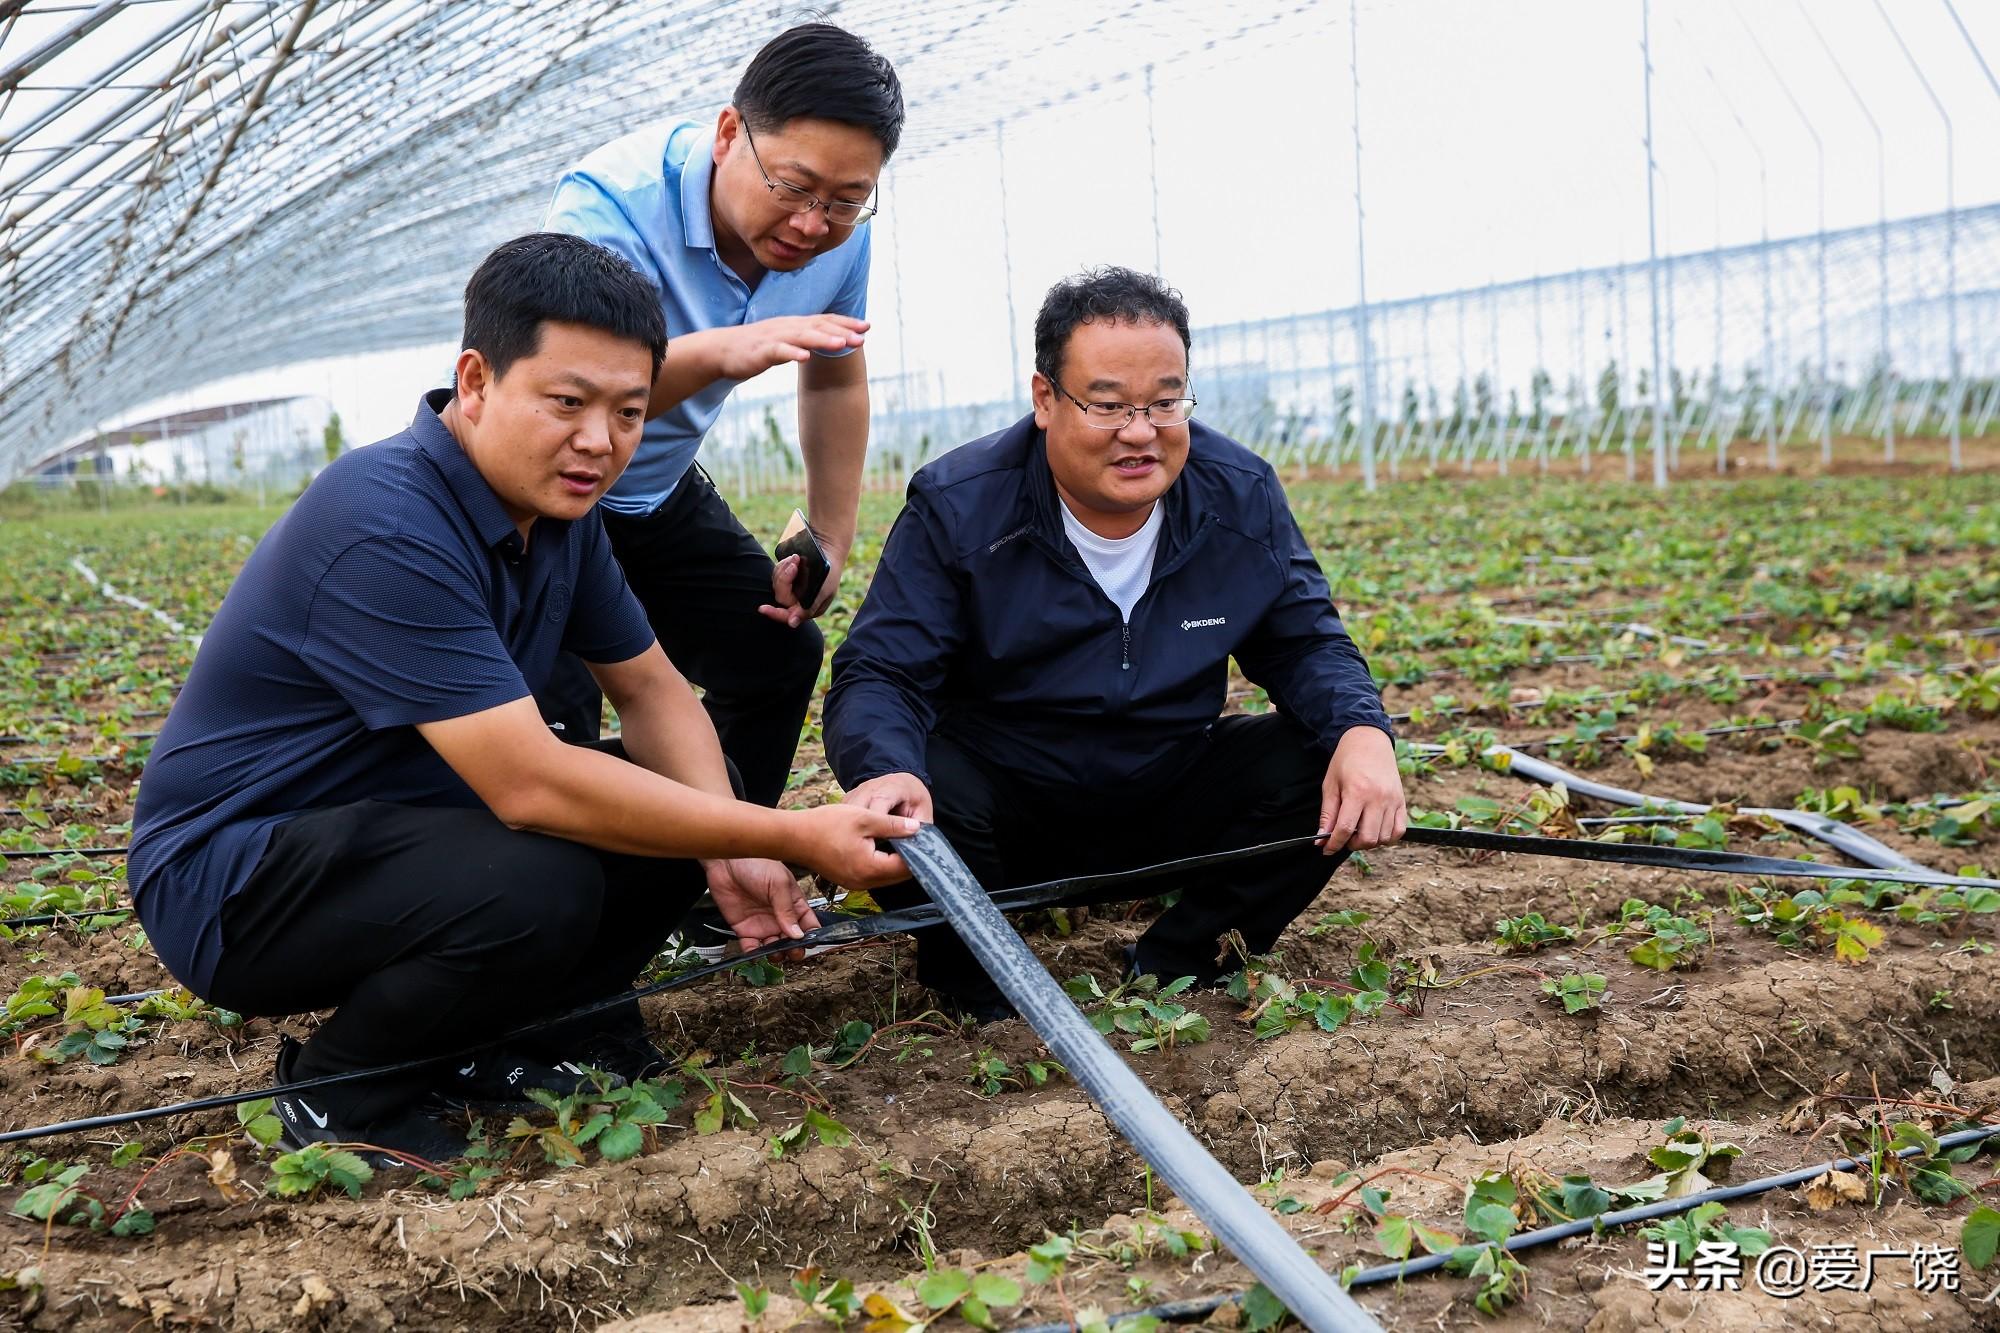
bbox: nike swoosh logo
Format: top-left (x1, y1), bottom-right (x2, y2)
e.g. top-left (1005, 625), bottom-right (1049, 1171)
top-left (299, 1100), bottom-right (330, 1130)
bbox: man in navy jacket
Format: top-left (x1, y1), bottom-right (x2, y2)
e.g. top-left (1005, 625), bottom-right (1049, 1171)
top-left (825, 267), bottom-right (1406, 1020)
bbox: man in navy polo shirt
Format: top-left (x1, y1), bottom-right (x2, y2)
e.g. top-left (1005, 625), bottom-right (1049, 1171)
top-left (131, 234), bottom-right (916, 1163)
top-left (538, 23), bottom-right (902, 811)
top-left (826, 268), bottom-right (1408, 1022)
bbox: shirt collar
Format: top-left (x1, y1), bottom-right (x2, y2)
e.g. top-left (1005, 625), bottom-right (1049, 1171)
top-left (411, 389), bottom-right (539, 556)
top-left (678, 126), bottom-right (718, 253)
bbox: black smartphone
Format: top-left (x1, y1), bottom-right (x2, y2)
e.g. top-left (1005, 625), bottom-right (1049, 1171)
top-left (774, 508), bottom-right (832, 610)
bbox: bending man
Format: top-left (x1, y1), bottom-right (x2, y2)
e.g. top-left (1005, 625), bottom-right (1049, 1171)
top-left (539, 23), bottom-right (902, 806)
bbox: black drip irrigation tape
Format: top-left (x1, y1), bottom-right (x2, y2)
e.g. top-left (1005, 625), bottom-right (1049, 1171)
top-left (1, 909), bottom-right (130, 931)
top-left (0, 844), bottom-right (128, 860)
top-left (1009, 1121), bottom-right (2000, 1332)
top-left (0, 836), bottom-right (1334, 1144)
top-left (8, 824), bottom-right (1995, 1146)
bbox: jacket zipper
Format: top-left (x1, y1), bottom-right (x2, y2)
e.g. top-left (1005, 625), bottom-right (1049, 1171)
top-left (1121, 622), bottom-right (1131, 671)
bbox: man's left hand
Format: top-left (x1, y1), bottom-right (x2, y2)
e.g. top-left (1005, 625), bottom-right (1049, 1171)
top-left (1318, 726), bottom-right (1407, 854)
top-left (759, 543), bottom-right (847, 628)
top-left (703, 857), bottom-right (821, 954)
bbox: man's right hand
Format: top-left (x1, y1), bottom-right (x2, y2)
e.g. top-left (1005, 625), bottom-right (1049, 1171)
top-left (842, 772), bottom-right (934, 823)
top-left (786, 804), bottom-right (917, 889)
top-left (716, 315), bottom-right (868, 379)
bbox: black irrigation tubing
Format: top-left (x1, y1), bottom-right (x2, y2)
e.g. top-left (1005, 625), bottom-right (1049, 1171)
top-left (0, 838), bottom-right (1328, 1146)
top-left (10, 823), bottom-right (1994, 1147)
top-left (0, 909), bottom-right (129, 931)
top-left (1400, 825), bottom-right (2000, 890)
top-left (0, 844), bottom-right (127, 859)
top-left (1508, 718), bottom-right (1799, 754)
top-left (1009, 1120), bottom-right (2000, 1333)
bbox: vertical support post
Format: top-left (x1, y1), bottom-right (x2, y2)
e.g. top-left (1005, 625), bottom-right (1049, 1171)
top-left (1873, 0), bottom-right (1957, 469)
top-left (1800, 3), bottom-right (1891, 460)
top-left (1349, 2), bottom-right (1376, 493)
top-left (1144, 63), bottom-right (1164, 279)
top-left (995, 120), bottom-right (1022, 414)
top-left (1739, 5), bottom-right (1830, 465)
top-left (1641, 0), bottom-right (1670, 489)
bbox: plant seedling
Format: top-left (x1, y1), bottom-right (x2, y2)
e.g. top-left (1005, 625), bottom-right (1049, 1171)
top-left (1494, 911), bottom-right (1577, 952)
top-left (1539, 971), bottom-right (1607, 1014)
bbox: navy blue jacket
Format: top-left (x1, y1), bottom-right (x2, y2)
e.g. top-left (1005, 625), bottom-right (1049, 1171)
top-left (825, 415), bottom-right (1393, 792)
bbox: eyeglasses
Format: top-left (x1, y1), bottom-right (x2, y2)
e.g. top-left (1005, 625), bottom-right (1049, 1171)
top-left (1050, 379), bottom-right (1197, 429)
top-left (741, 122), bottom-right (878, 226)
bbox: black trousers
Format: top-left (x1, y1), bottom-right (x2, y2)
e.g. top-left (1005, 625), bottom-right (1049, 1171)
top-left (880, 712), bottom-right (1347, 1004)
top-left (541, 467), bottom-right (824, 808)
top-left (207, 797), bottom-right (705, 1123)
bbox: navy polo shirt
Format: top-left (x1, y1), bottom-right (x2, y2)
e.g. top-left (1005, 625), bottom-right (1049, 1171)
top-left (129, 390), bottom-right (658, 996)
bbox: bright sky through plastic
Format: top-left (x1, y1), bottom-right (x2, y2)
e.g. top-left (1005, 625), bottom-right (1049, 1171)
top-left (21, 0), bottom-right (2000, 452)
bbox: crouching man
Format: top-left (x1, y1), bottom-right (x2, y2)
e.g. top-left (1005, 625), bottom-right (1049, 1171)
top-left (823, 267), bottom-right (1405, 1021)
top-left (130, 233), bottom-right (915, 1162)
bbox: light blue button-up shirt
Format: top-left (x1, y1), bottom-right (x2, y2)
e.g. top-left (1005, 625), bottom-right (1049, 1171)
top-left (544, 121), bottom-right (871, 516)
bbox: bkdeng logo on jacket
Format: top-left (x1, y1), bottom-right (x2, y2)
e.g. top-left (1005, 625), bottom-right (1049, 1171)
top-left (1181, 616), bottom-right (1227, 631)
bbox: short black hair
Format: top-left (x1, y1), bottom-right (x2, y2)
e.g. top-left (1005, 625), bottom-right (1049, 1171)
top-left (1034, 266), bottom-right (1192, 385)
top-left (461, 233), bottom-right (666, 381)
top-left (735, 23), bottom-right (904, 159)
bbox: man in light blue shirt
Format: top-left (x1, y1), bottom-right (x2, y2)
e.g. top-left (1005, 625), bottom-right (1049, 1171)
top-left (540, 23), bottom-right (902, 806)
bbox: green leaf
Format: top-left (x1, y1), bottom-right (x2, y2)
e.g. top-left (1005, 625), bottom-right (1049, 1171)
top-left (1411, 1220), bottom-right (1461, 1255)
top-left (1240, 1283), bottom-right (1290, 1332)
top-left (970, 1273), bottom-right (1021, 1307)
top-left (1963, 1206), bottom-right (2000, 1270)
top-left (916, 1268), bottom-right (970, 1310)
top-left (109, 1208), bottom-right (153, 1237)
top-left (1374, 1214), bottom-right (1414, 1259)
top-left (1465, 1202), bottom-right (1516, 1245)
top-left (596, 1121), bottom-right (643, 1162)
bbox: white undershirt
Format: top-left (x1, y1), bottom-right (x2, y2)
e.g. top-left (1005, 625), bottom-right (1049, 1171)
top-left (1059, 498), bottom-right (1165, 623)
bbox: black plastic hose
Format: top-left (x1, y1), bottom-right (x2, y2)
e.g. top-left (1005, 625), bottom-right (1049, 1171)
top-left (893, 824), bottom-right (1384, 1333)
top-left (1009, 1120), bottom-right (2000, 1331)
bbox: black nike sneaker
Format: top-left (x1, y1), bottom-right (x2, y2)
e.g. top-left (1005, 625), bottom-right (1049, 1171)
top-left (270, 1037), bottom-right (467, 1169)
top-left (434, 1047), bottom-right (601, 1112)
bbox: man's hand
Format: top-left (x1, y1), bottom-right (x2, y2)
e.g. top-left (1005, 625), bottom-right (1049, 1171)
top-left (716, 315), bottom-right (868, 380)
top-left (1317, 726), bottom-right (1407, 854)
top-left (704, 857), bottom-right (818, 954)
top-left (788, 804), bottom-right (917, 889)
top-left (842, 771), bottom-right (934, 823)
top-left (759, 540), bottom-right (848, 627)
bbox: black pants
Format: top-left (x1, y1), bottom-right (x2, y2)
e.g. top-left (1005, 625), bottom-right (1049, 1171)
top-left (880, 712), bottom-right (1346, 1004)
top-left (541, 467), bottom-right (824, 808)
top-left (207, 798), bottom-right (705, 1123)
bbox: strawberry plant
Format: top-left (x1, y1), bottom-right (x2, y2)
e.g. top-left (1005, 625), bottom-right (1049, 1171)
top-left (1639, 1201), bottom-right (1773, 1265)
top-left (507, 1070), bottom-right (682, 1163)
top-left (10, 1164), bottom-right (153, 1237)
top-left (964, 1048), bottom-right (1062, 1096)
top-left (268, 1144), bottom-right (373, 1200)
top-left (1493, 912), bottom-right (1576, 952)
top-left (1615, 899), bottom-right (1711, 971)
top-left (1539, 972), bottom-right (1607, 1014)
top-left (1063, 972), bottom-right (1212, 1052)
